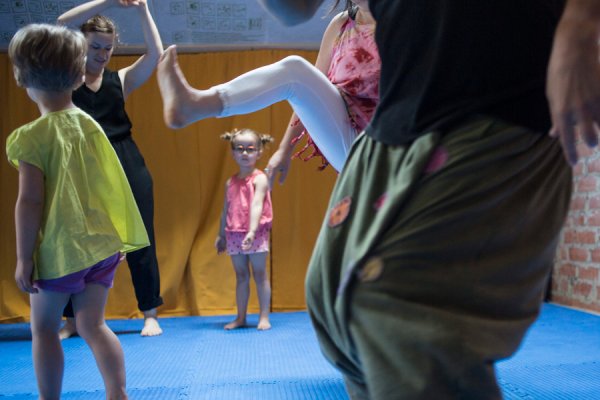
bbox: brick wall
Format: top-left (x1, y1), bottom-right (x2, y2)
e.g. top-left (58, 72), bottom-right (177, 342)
top-left (553, 142), bottom-right (600, 313)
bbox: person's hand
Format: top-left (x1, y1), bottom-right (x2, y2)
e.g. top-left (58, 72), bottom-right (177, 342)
top-left (116, 0), bottom-right (146, 9)
top-left (241, 232), bottom-right (255, 251)
top-left (265, 147), bottom-right (292, 188)
top-left (215, 235), bottom-right (226, 254)
top-left (15, 259), bottom-right (37, 294)
top-left (547, 7), bottom-right (600, 166)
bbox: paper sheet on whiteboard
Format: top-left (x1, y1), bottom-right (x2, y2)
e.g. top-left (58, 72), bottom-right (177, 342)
top-left (0, 0), bottom-right (332, 51)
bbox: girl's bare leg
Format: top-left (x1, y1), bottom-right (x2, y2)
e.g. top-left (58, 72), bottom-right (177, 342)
top-left (29, 290), bottom-right (71, 400)
top-left (249, 252), bottom-right (271, 330)
top-left (225, 254), bottom-right (251, 330)
top-left (72, 284), bottom-right (128, 400)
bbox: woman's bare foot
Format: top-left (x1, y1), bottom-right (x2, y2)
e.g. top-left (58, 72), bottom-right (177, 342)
top-left (257, 317), bottom-right (271, 331)
top-left (141, 308), bottom-right (163, 337)
top-left (156, 45), bottom-right (222, 129)
top-left (58, 317), bottom-right (78, 340)
top-left (224, 318), bottom-right (246, 330)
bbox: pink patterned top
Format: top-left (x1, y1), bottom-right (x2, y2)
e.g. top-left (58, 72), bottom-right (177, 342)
top-left (294, 12), bottom-right (380, 169)
top-left (226, 169), bottom-right (273, 233)
top-left (328, 15), bottom-right (380, 133)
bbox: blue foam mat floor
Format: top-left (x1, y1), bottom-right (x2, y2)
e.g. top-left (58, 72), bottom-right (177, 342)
top-left (1, 303), bottom-right (599, 399)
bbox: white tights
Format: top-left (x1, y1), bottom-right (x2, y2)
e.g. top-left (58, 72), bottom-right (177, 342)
top-left (213, 55), bottom-right (356, 171)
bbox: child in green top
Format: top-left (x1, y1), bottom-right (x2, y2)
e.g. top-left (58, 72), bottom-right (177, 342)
top-left (6, 23), bottom-right (148, 400)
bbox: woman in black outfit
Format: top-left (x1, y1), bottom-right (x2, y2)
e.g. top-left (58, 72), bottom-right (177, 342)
top-left (58, 0), bottom-right (164, 337)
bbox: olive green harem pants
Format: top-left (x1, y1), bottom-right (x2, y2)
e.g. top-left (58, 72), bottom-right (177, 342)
top-left (305, 116), bottom-right (573, 399)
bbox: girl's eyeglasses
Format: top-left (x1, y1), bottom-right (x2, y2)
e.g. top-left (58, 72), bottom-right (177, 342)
top-left (232, 145), bottom-right (258, 154)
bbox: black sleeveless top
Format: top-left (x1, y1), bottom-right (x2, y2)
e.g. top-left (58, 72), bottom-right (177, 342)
top-left (73, 69), bottom-right (133, 141)
top-left (366, 0), bottom-right (565, 145)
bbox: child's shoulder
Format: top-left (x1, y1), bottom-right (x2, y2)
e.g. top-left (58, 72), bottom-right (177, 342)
top-left (9, 108), bottom-right (102, 146)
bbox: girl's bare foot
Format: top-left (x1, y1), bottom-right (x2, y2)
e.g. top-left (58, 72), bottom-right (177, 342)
top-left (58, 317), bottom-right (78, 340)
top-left (224, 318), bottom-right (246, 330)
top-left (257, 317), bottom-right (271, 331)
top-left (156, 45), bottom-right (221, 129)
top-left (141, 308), bottom-right (163, 337)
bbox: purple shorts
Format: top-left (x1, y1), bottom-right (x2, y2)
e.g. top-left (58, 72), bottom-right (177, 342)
top-left (33, 253), bottom-right (121, 294)
top-left (226, 229), bottom-right (270, 255)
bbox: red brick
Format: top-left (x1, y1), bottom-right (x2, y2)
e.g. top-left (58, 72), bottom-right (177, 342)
top-left (560, 247), bottom-right (569, 261)
top-left (591, 248), bottom-right (600, 263)
top-left (558, 263), bottom-right (577, 277)
top-left (576, 176), bottom-right (597, 192)
top-left (564, 214), bottom-right (584, 227)
top-left (570, 195), bottom-right (587, 211)
top-left (563, 229), bottom-right (576, 244)
top-left (568, 214), bottom-right (585, 226)
top-left (569, 247), bottom-right (588, 262)
top-left (587, 158), bottom-right (600, 173)
top-left (576, 231), bottom-right (597, 244)
top-left (587, 213), bottom-right (600, 227)
top-left (590, 196), bottom-right (600, 209)
top-left (578, 266), bottom-right (599, 281)
top-left (574, 281), bottom-right (593, 298)
top-left (556, 277), bottom-right (569, 293)
top-left (573, 162), bottom-right (584, 176)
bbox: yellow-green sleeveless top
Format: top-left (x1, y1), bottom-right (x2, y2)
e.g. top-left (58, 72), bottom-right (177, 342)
top-left (6, 108), bottom-right (149, 280)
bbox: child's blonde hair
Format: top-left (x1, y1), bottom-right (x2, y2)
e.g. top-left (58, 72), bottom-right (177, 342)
top-left (9, 24), bottom-right (87, 92)
top-left (220, 128), bottom-right (275, 151)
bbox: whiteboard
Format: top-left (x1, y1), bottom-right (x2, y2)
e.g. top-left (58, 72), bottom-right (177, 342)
top-left (0, 0), bottom-right (332, 52)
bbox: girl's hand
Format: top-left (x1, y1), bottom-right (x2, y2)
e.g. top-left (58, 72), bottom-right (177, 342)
top-left (215, 236), bottom-right (226, 254)
top-left (15, 259), bottom-right (37, 294)
top-left (241, 232), bottom-right (255, 251)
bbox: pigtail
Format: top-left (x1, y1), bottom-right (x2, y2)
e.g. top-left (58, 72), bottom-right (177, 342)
top-left (220, 131), bottom-right (236, 142)
top-left (259, 134), bottom-right (275, 147)
top-left (221, 128), bottom-right (275, 151)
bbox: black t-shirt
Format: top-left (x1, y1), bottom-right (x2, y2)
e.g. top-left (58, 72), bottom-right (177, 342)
top-left (366, 0), bottom-right (566, 145)
top-left (73, 69), bottom-right (133, 141)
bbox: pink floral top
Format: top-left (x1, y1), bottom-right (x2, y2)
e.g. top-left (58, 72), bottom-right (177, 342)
top-left (294, 13), bottom-right (380, 169)
top-left (327, 15), bottom-right (380, 132)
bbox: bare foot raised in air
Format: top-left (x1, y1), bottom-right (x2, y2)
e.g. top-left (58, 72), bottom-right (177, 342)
top-left (156, 45), bottom-right (222, 129)
top-left (224, 318), bottom-right (246, 330)
top-left (141, 308), bottom-right (163, 337)
top-left (58, 317), bottom-right (78, 340)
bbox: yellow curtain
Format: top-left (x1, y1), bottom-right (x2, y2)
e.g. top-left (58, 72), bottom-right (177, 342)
top-left (0, 50), bottom-right (337, 322)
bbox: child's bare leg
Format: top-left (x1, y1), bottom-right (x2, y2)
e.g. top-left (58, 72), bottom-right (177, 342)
top-left (58, 317), bottom-right (77, 340)
top-left (141, 307), bottom-right (162, 337)
top-left (29, 290), bottom-right (71, 399)
top-left (156, 45), bottom-right (223, 129)
top-left (249, 252), bottom-right (271, 330)
top-left (225, 254), bottom-right (251, 330)
top-left (72, 284), bottom-right (127, 400)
